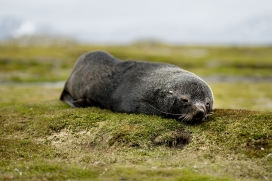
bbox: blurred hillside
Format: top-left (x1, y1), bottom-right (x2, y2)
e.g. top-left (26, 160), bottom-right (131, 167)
top-left (1, 34), bottom-right (78, 47)
top-left (1, 39), bottom-right (272, 83)
top-left (1, 13), bottom-right (272, 45)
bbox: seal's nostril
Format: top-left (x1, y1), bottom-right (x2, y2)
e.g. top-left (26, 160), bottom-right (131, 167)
top-left (196, 109), bottom-right (205, 118)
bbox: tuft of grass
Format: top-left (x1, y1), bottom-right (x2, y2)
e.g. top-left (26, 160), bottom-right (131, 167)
top-left (0, 101), bottom-right (271, 180)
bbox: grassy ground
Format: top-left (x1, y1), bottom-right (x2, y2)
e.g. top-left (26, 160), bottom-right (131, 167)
top-left (0, 101), bottom-right (271, 180)
top-left (0, 44), bottom-right (272, 180)
top-left (1, 44), bottom-right (272, 82)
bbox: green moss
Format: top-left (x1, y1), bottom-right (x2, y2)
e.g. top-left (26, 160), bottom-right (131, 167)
top-left (0, 163), bottom-right (102, 181)
top-left (0, 101), bottom-right (271, 180)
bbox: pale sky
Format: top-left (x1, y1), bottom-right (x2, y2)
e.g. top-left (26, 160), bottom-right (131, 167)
top-left (1, 0), bottom-right (272, 44)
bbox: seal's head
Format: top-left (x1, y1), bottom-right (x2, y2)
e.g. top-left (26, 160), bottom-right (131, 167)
top-left (155, 71), bottom-right (213, 123)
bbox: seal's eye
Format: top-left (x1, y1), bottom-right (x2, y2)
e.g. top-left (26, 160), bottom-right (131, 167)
top-left (206, 102), bottom-right (210, 106)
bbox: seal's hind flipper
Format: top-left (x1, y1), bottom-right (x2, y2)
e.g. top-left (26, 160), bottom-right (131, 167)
top-left (60, 89), bottom-right (77, 108)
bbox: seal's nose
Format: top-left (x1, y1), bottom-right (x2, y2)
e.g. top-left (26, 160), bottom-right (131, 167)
top-left (195, 109), bottom-right (205, 119)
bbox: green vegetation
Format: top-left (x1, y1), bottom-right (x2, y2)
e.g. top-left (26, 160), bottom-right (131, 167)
top-left (0, 43), bottom-right (272, 180)
top-left (0, 101), bottom-right (271, 180)
top-left (210, 82), bottom-right (272, 111)
top-left (1, 44), bottom-right (272, 82)
top-left (0, 84), bottom-right (62, 108)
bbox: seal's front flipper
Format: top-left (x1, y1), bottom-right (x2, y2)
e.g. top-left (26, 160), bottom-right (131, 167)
top-left (73, 97), bottom-right (98, 107)
top-left (60, 89), bottom-right (77, 108)
top-left (73, 98), bottom-right (88, 107)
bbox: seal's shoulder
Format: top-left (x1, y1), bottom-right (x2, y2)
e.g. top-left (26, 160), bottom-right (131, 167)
top-left (78, 50), bottom-right (119, 65)
top-left (84, 50), bottom-right (113, 58)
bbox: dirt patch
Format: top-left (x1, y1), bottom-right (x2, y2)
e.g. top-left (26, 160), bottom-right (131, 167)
top-left (153, 130), bottom-right (192, 148)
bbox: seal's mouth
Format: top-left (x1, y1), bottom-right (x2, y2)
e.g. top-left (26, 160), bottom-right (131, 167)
top-left (178, 113), bottom-right (210, 123)
top-left (178, 106), bottom-right (209, 123)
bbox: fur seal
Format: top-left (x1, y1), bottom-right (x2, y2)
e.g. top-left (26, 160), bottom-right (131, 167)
top-left (60, 51), bottom-right (214, 122)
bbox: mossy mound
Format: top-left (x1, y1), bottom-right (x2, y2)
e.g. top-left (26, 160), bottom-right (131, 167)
top-left (0, 101), bottom-right (271, 180)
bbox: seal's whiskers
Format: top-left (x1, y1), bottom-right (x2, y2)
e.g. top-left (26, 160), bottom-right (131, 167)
top-left (146, 102), bottom-right (184, 117)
